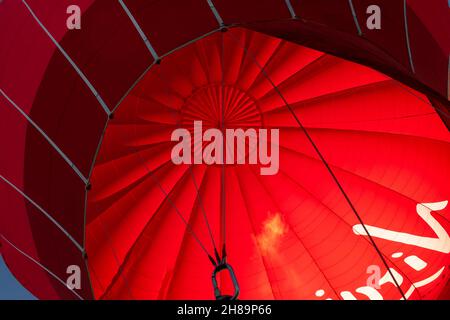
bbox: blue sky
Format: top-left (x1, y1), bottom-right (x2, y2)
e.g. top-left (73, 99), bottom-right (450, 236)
top-left (0, 255), bottom-right (35, 300)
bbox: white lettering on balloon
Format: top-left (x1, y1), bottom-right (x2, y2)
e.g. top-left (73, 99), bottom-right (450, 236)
top-left (316, 201), bottom-right (449, 300)
top-left (353, 201), bottom-right (450, 253)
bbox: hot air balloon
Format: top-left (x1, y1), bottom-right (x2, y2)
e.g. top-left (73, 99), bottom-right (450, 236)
top-left (0, 0), bottom-right (449, 300)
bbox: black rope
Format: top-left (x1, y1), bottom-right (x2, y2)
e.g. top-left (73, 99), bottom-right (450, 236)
top-left (220, 31), bottom-right (227, 262)
top-left (188, 166), bottom-right (221, 261)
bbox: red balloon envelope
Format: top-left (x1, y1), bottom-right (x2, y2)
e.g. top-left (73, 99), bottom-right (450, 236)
top-left (0, 0), bottom-right (449, 300)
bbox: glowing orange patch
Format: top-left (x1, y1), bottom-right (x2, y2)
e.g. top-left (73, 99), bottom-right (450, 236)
top-left (256, 213), bottom-right (288, 255)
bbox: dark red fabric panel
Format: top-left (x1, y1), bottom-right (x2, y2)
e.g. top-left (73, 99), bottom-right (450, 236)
top-left (293, 0), bottom-right (358, 33)
top-left (23, 127), bottom-right (86, 244)
top-left (407, 5), bottom-right (449, 99)
top-left (122, 0), bottom-right (219, 55)
top-left (0, 94), bottom-right (86, 246)
top-left (213, 0), bottom-right (291, 24)
top-left (26, 0), bottom-right (153, 108)
top-left (29, 49), bottom-right (108, 177)
top-left (0, 0), bottom-right (57, 114)
top-left (408, 0), bottom-right (450, 54)
top-left (0, 0), bottom-right (108, 177)
top-left (0, 95), bottom-right (27, 187)
top-left (24, 0), bottom-right (95, 41)
top-left (352, 0), bottom-right (412, 71)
